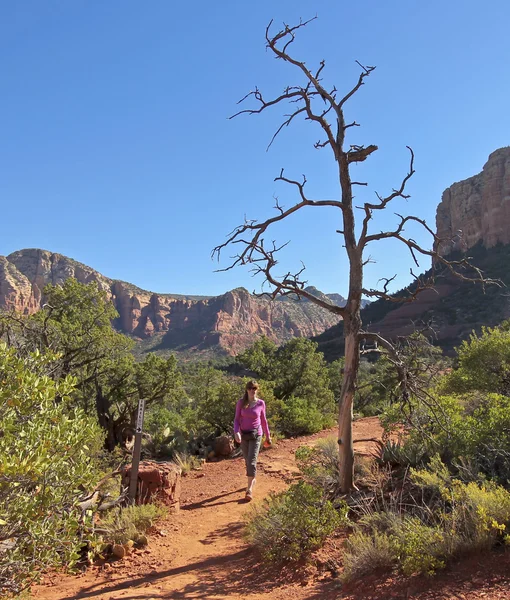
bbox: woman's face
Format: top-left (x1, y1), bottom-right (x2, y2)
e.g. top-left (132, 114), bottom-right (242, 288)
top-left (247, 385), bottom-right (258, 399)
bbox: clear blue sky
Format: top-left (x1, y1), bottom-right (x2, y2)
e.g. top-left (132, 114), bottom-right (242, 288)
top-left (2, 1), bottom-right (509, 297)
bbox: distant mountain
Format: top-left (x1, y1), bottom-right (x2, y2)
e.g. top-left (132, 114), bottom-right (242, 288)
top-left (278, 286), bottom-right (370, 309)
top-left (0, 249), bottom-right (343, 357)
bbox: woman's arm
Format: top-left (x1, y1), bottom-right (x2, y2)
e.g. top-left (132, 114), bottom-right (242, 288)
top-left (260, 400), bottom-right (271, 440)
top-left (233, 399), bottom-right (242, 435)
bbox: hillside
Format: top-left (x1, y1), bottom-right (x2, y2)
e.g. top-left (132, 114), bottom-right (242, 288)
top-left (0, 249), bottom-right (342, 357)
top-left (315, 147), bottom-right (510, 360)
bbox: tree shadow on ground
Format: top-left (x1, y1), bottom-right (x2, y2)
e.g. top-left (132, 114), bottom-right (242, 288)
top-left (181, 488), bottom-right (246, 511)
top-left (49, 545), bottom-right (510, 600)
top-left (64, 519), bottom-right (318, 600)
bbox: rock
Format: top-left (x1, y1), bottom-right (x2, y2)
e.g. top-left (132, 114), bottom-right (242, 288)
top-left (122, 461), bottom-right (181, 512)
top-left (0, 250), bottom-right (341, 355)
top-left (112, 544), bottom-right (126, 559)
top-left (435, 147), bottom-right (510, 257)
top-left (134, 534), bottom-right (148, 547)
top-left (214, 435), bottom-right (234, 457)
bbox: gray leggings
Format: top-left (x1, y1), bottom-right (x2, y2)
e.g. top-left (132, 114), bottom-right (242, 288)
top-left (240, 435), bottom-right (262, 477)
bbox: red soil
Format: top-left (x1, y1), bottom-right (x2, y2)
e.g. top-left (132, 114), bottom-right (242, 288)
top-left (31, 417), bottom-right (510, 600)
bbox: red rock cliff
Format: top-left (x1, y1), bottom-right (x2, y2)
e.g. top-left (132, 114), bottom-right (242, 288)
top-left (0, 249), bottom-right (342, 355)
top-left (435, 147), bottom-right (510, 256)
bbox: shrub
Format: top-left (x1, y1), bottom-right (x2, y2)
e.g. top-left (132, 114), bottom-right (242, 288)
top-left (278, 396), bottom-right (328, 436)
top-left (344, 457), bottom-right (510, 581)
top-left (0, 345), bottom-right (104, 594)
top-left (395, 518), bottom-right (446, 576)
top-left (245, 481), bottom-right (347, 563)
top-left (100, 503), bottom-right (165, 546)
top-left (344, 513), bottom-right (446, 580)
top-left (295, 437), bottom-right (341, 498)
top-left (412, 457), bottom-right (510, 552)
top-left (342, 530), bottom-right (396, 579)
top-left (172, 452), bottom-right (203, 475)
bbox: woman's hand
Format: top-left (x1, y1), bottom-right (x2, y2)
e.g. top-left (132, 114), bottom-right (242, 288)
top-left (234, 432), bottom-right (241, 444)
top-left (263, 438), bottom-right (272, 448)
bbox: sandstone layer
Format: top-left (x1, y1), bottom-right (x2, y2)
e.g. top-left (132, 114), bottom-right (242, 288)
top-left (0, 249), bottom-right (342, 355)
top-left (435, 147), bottom-right (510, 256)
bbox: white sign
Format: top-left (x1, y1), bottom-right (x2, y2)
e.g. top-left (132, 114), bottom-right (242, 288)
top-left (135, 398), bottom-right (146, 433)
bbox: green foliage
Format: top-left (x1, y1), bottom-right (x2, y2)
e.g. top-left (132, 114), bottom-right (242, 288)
top-left (342, 530), bottom-right (396, 579)
top-left (100, 503), bottom-right (165, 545)
top-left (395, 518), bottom-right (446, 576)
top-left (236, 336), bottom-right (277, 379)
top-left (278, 396), bottom-right (328, 436)
top-left (345, 457), bottom-right (510, 581)
top-left (1, 280), bottom-right (186, 450)
top-left (0, 344), bottom-right (104, 594)
top-left (441, 324), bottom-right (510, 396)
top-left (295, 437), bottom-right (341, 498)
top-left (198, 374), bottom-right (245, 435)
top-left (245, 481), bottom-right (347, 563)
top-left (344, 515), bottom-right (447, 580)
top-left (172, 452), bottom-right (204, 475)
top-left (143, 405), bottom-right (196, 456)
top-left (378, 438), bottom-right (429, 469)
top-left (272, 338), bottom-right (335, 411)
top-left (237, 337), bottom-right (336, 437)
top-left (412, 457), bottom-right (510, 551)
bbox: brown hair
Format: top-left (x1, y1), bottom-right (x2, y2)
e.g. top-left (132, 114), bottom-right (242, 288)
top-left (242, 380), bottom-right (259, 408)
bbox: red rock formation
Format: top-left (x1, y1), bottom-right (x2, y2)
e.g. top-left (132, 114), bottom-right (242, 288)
top-left (435, 147), bottom-right (510, 256)
top-left (0, 249), bottom-right (342, 355)
top-left (122, 461), bottom-right (181, 510)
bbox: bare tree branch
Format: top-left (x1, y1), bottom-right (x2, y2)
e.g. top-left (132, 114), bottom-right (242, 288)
top-left (214, 17), bottom-right (496, 493)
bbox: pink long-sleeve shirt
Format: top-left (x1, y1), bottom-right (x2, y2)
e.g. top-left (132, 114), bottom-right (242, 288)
top-left (234, 398), bottom-right (270, 438)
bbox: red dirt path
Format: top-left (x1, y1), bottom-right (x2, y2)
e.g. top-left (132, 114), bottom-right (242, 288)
top-left (31, 417), bottom-right (510, 600)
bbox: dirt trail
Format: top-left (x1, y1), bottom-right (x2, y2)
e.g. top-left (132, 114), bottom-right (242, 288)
top-left (32, 418), bottom-right (510, 600)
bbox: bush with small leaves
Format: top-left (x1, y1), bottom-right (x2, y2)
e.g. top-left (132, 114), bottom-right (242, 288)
top-left (245, 481), bottom-right (347, 563)
top-left (0, 344), bottom-right (104, 594)
top-left (295, 437), bottom-right (341, 498)
top-left (342, 530), bottom-right (396, 580)
top-left (99, 503), bottom-right (165, 546)
top-left (278, 396), bottom-right (328, 436)
top-left (344, 513), bottom-right (446, 580)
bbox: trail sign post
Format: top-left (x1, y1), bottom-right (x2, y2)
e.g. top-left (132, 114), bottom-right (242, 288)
top-left (128, 397), bottom-right (146, 502)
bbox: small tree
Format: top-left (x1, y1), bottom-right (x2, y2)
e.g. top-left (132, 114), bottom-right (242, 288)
top-left (0, 344), bottom-right (103, 593)
top-left (0, 280), bottom-right (184, 450)
top-left (213, 18), bottom-right (492, 492)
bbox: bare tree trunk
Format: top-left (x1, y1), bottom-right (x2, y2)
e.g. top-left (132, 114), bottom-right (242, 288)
top-left (213, 18), bottom-right (494, 493)
top-left (338, 306), bottom-right (361, 491)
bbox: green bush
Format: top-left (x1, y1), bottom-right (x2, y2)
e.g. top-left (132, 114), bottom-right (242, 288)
top-left (100, 503), bottom-right (165, 545)
top-left (278, 396), bottom-right (329, 436)
top-left (295, 437), bottom-right (341, 498)
top-left (0, 344), bottom-right (104, 594)
top-left (395, 518), bottom-right (446, 576)
top-left (344, 457), bottom-right (510, 581)
top-left (412, 456), bottom-right (510, 552)
top-left (344, 513), bottom-right (446, 580)
top-left (245, 481), bottom-right (347, 563)
top-left (342, 530), bottom-right (396, 579)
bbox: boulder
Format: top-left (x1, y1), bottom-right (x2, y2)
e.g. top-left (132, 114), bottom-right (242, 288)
top-left (122, 460), bottom-right (181, 512)
top-left (214, 435), bottom-right (234, 457)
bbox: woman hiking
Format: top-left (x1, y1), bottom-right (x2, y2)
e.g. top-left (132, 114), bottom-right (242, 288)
top-left (233, 380), bottom-right (271, 501)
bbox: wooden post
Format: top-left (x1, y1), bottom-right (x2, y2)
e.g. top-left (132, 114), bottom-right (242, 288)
top-left (128, 398), bottom-right (146, 503)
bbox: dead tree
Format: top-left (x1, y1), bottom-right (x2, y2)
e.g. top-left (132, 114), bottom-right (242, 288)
top-left (213, 18), bottom-right (494, 493)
